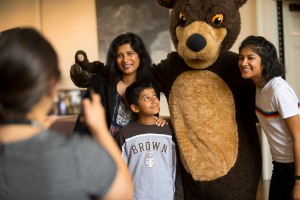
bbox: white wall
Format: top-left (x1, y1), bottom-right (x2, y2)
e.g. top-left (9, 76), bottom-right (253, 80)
top-left (0, 0), bottom-right (40, 30)
top-left (282, 1), bottom-right (300, 98)
top-left (231, 0), bottom-right (258, 53)
top-left (0, 0), bottom-right (99, 89)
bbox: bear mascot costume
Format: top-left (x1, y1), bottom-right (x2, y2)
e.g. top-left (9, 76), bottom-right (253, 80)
top-left (70, 0), bottom-right (262, 199)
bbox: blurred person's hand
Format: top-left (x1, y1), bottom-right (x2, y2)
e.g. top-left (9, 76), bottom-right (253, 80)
top-left (81, 91), bottom-right (108, 136)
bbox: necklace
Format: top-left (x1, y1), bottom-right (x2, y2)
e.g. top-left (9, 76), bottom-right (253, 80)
top-left (0, 119), bottom-right (45, 130)
top-left (30, 120), bottom-right (45, 130)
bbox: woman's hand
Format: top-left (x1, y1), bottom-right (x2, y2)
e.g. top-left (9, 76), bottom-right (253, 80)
top-left (154, 116), bottom-right (168, 127)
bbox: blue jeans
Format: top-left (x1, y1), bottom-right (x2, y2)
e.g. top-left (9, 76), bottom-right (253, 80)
top-left (269, 161), bottom-right (295, 200)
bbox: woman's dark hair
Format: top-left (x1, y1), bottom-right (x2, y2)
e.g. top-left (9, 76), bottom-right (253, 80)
top-left (239, 35), bottom-right (285, 83)
top-left (0, 27), bottom-right (61, 121)
top-left (106, 32), bottom-right (152, 84)
top-left (125, 79), bottom-right (160, 106)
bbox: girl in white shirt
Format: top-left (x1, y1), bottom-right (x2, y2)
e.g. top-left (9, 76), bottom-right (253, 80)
top-left (238, 35), bottom-right (300, 200)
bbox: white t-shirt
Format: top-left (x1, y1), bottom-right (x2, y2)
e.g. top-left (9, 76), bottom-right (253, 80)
top-left (256, 76), bottom-right (300, 163)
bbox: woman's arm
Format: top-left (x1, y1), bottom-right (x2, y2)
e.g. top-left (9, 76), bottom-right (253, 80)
top-left (82, 92), bottom-right (133, 200)
top-left (285, 115), bottom-right (300, 200)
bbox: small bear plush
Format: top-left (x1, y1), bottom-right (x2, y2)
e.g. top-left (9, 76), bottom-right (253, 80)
top-left (70, 0), bottom-right (262, 199)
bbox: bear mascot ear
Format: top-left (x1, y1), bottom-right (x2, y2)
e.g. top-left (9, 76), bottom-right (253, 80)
top-left (156, 0), bottom-right (176, 8)
top-left (156, 0), bottom-right (247, 8)
top-left (234, 0), bottom-right (247, 7)
top-left (70, 50), bottom-right (103, 88)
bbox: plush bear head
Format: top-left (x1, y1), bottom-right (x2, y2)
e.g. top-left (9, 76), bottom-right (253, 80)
top-left (156, 0), bottom-right (247, 69)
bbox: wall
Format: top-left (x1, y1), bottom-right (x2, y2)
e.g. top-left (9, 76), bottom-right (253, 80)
top-left (0, 0), bottom-right (40, 30)
top-left (0, 0), bottom-right (99, 89)
top-left (283, 0), bottom-right (300, 98)
top-left (231, 0), bottom-right (257, 53)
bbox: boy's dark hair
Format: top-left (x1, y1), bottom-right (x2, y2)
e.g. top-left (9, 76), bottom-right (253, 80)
top-left (125, 80), bottom-right (160, 106)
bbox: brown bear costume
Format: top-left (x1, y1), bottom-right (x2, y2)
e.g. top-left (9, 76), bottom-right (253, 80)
top-left (70, 0), bottom-right (262, 199)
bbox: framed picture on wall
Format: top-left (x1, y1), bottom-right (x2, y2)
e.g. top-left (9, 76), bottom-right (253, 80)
top-left (95, 0), bottom-right (171, 63)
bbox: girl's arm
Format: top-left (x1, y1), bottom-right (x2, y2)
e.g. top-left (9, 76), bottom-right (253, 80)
top-left (285, 115), bottom-right (300, 200)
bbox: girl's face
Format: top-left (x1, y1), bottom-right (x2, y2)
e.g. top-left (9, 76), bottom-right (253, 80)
top-left (238, 46), bottom-right (264, 84)
top-left (116, 43), bottom-right (140, 77)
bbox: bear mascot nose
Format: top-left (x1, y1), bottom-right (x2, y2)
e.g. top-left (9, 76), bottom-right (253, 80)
top-left (186, 33), bottom-right (207, 52)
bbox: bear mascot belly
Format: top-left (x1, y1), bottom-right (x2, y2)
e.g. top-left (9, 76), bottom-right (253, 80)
top-left (170, 70), bottom-right (238, 181)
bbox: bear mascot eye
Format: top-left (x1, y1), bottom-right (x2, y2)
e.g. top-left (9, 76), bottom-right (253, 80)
top-left (179, 12), bottom-right (186, 25)
top-left (211, 14), bottom-right (224, 25)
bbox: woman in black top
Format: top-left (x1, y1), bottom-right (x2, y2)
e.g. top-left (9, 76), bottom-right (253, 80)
top-left (73, 32), bottom-right (166, 138)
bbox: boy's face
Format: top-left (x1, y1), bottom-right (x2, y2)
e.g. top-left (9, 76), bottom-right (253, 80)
top-left (131, 87), bottom-right (160, 115)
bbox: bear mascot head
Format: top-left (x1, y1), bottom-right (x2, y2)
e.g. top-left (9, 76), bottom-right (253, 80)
top-left (70, 0), bottom-right (262, 199)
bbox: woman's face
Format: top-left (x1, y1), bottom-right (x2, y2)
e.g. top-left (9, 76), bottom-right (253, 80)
top-left (238, 46), bottom-right (264, 83)
top-left (116, 43), bottom-right (140, 77)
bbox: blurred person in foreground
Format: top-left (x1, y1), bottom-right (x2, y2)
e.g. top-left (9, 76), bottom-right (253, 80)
top-left (0, 27), bottom-right (132, 200)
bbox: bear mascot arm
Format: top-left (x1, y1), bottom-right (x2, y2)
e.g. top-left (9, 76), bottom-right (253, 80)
top-left (70, 50), bottom-right (105, 88)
